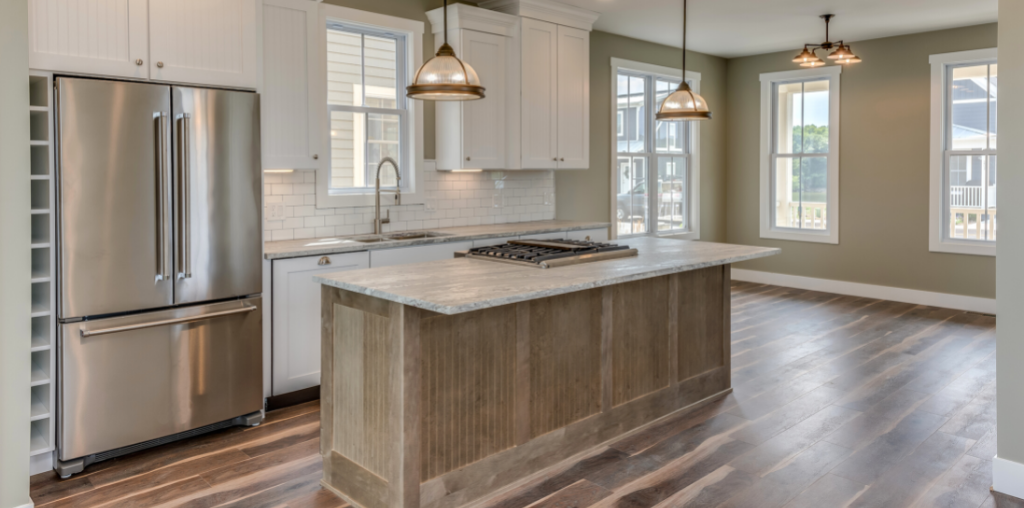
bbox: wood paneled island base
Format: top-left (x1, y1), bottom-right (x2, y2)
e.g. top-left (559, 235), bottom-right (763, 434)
top-left (320, 265), bottom-right (735, 508)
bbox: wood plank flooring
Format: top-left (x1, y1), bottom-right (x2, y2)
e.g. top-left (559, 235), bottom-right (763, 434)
top-left (31, 281), bottom-right (1015, 508)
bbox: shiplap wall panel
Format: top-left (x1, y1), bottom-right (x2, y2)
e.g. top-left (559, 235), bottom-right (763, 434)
top-left (420, 306), bottom-right (517, 480)
top-left (611, 277), bottom-right (670, 406)
top-left (528, 290), bottom-right (602, 438)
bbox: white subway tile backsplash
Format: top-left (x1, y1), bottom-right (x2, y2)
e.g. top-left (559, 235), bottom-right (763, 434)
top-left (263, 167), bottom-right (555, 240)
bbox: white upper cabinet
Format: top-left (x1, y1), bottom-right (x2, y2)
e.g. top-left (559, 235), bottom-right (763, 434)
top-left (428, 5), bottom-right (518, 171)
top-left (28, 0), bottom-right (259, 89)
top-left (479, 0), bottom-right (598, 170)
top-left (519, 18), bottom-right (557, 169)
top-left (28, 0), bottom-right (150, 79)
top-left (261, 0), bottom-right (320, 170)
top-left (555, 25), bottom-right (589, 169)
top-left (148, 0), bottom-right (259, 89)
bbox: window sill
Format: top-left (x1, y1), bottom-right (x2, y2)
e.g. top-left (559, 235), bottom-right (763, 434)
top-left (929, 240), bottom-right (995, 257)
top-left (760, 228), bottom-right (838, 245)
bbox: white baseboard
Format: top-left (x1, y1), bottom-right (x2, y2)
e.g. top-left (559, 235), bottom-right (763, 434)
top-left (29, 451), bottom-right (51, 476)
top-left (994, 456), bottom-right (1024, 500)
top-left (731, 269), bottom-right (996, 315)
top-left (13, 502), bottom-right (34, 508)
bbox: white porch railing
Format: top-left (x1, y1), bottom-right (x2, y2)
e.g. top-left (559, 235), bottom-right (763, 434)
top-left (782, 202), bottom-right (827, 230)
top-left (951, 208), bottom-right (997, 240)
top-left (951, 185), bottom-right (984, 209)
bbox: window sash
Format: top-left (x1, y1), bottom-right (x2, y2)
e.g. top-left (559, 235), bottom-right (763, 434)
top-left (768, 78), bottom-right (832, 235)
top-left (327, 23), bottom-right (408, 193)
top-left (615, 70), bottom-right (693, 237)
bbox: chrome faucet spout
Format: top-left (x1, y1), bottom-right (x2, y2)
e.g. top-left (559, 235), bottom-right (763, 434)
top-left (374, 157), bottom-right (402, 235)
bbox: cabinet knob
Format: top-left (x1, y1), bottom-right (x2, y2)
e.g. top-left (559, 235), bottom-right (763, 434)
top-left (135, 59), bottom-right (143, 66)
top-left (560, 158), bottom-right (565, 161)
top-left (552, 157), bottom-right (557, 161)
top-left (313, 154), bottom-right (319, 160)
top-left (466, 156), bottom-right (471, 161)
top-left (318, 256), bottom-right (331, 266)
top-left (157, 61), bottom-right (164, 68)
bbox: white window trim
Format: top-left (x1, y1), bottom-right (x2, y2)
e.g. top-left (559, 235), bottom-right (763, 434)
top-left (759, 66), bottom-right (841, 244)
top-left (609, 57), bottom-right (701, 240)
top-left (929, 48), bottom-right (998, 256)
top-left (315, 4), bottom-right (424, 208)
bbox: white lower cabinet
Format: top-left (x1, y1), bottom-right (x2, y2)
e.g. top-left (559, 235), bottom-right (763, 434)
top-left (519, 232), bottom-right (567, 241)
top-left (370, 241), bottom-right (473, 268)
top-left (271, 251), bottom-right (368, 395)
top-left (472, 236), bottom-right (518, 247)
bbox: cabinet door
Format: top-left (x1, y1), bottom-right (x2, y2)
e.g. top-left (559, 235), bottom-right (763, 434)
top-left (148, 0), bottom-right (259, 89)
top-left (262, 0), bottom-right (320, 169)
top-left (556, 25), bottom-right (589, 169)
top-left (272, 251), bottom-right (369, 395)
top-left (461, 30), bottom-right (507, 170)
top-left (28, 0), bottom-right (149, 79)
top-left (370, 241), bottom-right (473, 268)
top-left (520, 18), bottom-right (558, 169)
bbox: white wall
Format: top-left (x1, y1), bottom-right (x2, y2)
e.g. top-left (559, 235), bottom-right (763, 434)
top-left (0, 0), bottom-right (32, 506)
top-left (265, 167), bottom-right (555, 241)
top-left (995, 0), bottom-right (1024, 499)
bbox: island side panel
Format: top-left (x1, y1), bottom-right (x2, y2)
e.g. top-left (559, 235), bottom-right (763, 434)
top-left (321, 287), bottom-right (399, 508)
top-left (676, 266), bottom-right (726, 381)
top-left (611, 277), bottom-right (670, 406)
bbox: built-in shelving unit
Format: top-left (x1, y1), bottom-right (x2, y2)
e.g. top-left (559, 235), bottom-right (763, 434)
top-left (28, 71), bottom-right (56, 476)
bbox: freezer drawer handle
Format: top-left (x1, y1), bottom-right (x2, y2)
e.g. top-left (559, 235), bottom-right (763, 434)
top-left (80, 305), bottom-right (257, 337)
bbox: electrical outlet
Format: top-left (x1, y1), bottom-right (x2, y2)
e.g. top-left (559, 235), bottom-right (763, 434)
top-left (267, 203), bottom-right (286, 220)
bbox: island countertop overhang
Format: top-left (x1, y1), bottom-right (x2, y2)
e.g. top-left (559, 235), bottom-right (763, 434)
top-left (314, 237), bottom-right (779, 315)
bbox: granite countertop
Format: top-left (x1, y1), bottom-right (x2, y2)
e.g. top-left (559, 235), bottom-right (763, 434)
top-left (314, 237), bottom-right (780, 315)
top-left (263, 220), bottom-right (610, 260)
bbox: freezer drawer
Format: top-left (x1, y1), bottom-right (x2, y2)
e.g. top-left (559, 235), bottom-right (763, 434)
top-left (59, 297), bottom-right (263, 461)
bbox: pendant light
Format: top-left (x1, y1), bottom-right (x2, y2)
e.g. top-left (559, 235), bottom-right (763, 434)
top-left (792, 15), bottom-right (862, 67)
top-left (655, 0), bottom-right (711, 121)
top-left (406, 0), bottom-right (485, 101)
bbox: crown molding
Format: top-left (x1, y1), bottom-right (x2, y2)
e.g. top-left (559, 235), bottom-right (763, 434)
top-left (479, 0), bottom-right (600, 31)
top-left (426, 3), bottom-right (520, 38)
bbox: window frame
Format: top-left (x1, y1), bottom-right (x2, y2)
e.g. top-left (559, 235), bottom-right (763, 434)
top-left (759, 66), bottom-right (841, 245)
top-left (316, 4), bottom-right (424, 208)
top-left (609, 58), bottom-right (702, 240)
top-left (929, 48), bottom-right (998, 256)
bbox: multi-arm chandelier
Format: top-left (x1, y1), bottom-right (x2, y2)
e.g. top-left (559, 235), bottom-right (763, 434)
top-left (793, 14), bottom-right (862, 67)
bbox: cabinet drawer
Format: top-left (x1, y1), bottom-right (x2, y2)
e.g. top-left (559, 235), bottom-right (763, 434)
top-left (271, 251), bottom-right (368, 395)
top-left (567, 228), bottom-right (608, 242)
top-left (370, 241), bottom-right (473, 268)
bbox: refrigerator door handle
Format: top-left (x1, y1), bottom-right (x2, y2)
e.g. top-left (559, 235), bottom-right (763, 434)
top-left (177, 113), bottom-right (192, 279)
top-left (80, 304), bottom-right (257, 337)
top-left (157, 111), bottom-right (172, 281)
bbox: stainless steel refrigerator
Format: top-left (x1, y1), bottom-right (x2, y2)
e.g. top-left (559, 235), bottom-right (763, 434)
top-left (54, 77), bottom-right (264, 477)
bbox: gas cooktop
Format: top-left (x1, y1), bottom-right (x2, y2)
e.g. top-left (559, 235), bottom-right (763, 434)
top-left (458, 239), bottom-right (638, 268)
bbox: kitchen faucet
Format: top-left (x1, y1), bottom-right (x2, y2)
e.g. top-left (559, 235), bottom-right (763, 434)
top-left (374, 157), bottom-right (402, 235)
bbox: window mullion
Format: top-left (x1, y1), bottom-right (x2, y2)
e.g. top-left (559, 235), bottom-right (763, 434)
top-left (647, 76), bottom-right (657, 235)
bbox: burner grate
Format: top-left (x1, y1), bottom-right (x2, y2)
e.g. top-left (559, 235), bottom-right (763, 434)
top-left (464, 239), bottom-right (636, 268)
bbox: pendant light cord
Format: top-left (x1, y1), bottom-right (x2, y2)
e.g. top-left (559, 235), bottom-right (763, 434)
top-left (443, 0), bottom-right (448, 46)
top-left (682, 0), bottom-right (687, 73)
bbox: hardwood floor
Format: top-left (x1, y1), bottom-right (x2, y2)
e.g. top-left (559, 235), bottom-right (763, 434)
top-left (31, 281), bottom-right (1011, 508)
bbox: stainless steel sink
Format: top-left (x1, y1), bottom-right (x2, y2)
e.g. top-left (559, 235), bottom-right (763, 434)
top-left (351, 231), bottom-right (452, 243)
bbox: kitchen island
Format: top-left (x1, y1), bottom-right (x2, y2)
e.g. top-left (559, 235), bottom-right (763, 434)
top-left (315, 237), bottom-right (779, 508)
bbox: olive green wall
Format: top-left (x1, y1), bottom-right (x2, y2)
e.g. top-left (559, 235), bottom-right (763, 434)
top-left (726, 23), bottom-right (998, 298)
top-left (556, 31), bottom-right (730, 242)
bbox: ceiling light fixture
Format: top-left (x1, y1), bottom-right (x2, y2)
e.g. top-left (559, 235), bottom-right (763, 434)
top-left (406, 0), bottom-right (485, 101)
top-left (655, 0), bottom-right (711, 121)
top-left (793, 14), bottom-right (862, 67)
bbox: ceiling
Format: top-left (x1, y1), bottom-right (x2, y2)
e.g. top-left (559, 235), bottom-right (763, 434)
top-left (554, 0), bottom-right (998, 58)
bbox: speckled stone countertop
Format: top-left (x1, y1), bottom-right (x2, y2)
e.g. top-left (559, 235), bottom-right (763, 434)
top-left (263, 220), bottom-right (610, 260)
top-left (314, 237), bottom-right (779, 315)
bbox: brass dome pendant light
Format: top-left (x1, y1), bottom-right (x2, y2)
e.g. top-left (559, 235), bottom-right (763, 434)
top-left (656, 0), bottom-right (711, 121)
top-left (407, 0), bottom-right (485, 101)
top-left (793, 14), bottom-right (862, 67)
